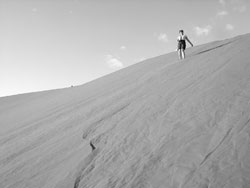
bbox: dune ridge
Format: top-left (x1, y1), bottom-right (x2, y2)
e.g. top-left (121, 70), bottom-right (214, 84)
top-left (1, 33), bottom-right (250, 188)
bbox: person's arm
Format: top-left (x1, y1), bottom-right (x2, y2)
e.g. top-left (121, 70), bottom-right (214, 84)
top-left (186, 36), bottom-right (193, 47)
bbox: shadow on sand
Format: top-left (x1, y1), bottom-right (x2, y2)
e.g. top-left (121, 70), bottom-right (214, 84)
top-left (195, 41), bottom-right (232, 55)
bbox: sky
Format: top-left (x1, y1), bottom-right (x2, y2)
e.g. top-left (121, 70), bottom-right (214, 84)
top-left (1, 0), bottom-right (250, 97)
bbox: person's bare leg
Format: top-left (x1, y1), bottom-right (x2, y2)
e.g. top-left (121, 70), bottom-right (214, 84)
top-left (178, 49), bottom-right (182, 59)
top-left (181, 49), bottom-right (185, 59)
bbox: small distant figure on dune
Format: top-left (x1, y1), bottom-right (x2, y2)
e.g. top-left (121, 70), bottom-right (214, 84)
top-left (177, 30), bottom-right (193, 60)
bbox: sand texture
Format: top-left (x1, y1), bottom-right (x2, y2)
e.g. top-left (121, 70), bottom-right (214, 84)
top-left (1, 34), bottom-right (250, 188)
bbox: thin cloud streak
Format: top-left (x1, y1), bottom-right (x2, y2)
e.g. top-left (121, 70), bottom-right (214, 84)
top-left (217, 10), bottom-right (228, 16)
top-left (120, 46), bottom-right (127, 50)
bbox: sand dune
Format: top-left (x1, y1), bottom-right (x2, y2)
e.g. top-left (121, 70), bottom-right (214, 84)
top-left (1, 33), bottom-right (250, 188)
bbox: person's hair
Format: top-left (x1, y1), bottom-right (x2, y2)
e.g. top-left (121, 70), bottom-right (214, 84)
top-left (179, 30), bottom-right (184, 34)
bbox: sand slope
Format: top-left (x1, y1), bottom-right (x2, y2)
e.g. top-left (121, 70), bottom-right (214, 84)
top-left (1, 34), bottom-right (250, 188)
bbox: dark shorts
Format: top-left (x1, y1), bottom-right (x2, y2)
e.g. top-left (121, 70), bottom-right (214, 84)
top-left (178, 40), bottom-right (186, 50)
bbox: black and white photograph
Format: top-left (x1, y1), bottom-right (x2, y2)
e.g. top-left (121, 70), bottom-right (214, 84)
top-left (1, 0), bottom-right (250, 187)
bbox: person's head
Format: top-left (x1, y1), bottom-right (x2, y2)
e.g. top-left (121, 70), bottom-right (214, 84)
top-left (179, 30), bottom-right (184, 35)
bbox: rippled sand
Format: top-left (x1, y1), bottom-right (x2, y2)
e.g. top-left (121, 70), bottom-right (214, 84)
top-left (1, 34), bottom-right (250, 188)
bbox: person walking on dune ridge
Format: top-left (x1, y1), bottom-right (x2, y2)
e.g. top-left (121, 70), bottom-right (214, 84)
top-left (177, 30), bottom-right (193, 60)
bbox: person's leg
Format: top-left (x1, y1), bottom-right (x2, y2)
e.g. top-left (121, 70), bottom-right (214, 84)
top-left (183, 42), bottom-right (186, 59)
top-left (181, 49), bottom-right (185, 59)
top-left (178, 49), bottom-right (182, 59)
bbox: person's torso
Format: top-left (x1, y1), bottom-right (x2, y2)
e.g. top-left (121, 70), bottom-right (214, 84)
top-left (178, 35), bottom-right (186, 41)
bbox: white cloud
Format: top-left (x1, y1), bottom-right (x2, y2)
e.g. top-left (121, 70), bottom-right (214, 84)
top-left (139, 57), bottom-right (146, 61)
top-left (194, 25), bottom-right (212, 36)
top-left (105, 55), bottom-right (124, 69)
top-left (219, 0), bottom-right (226, 6)
top-left (120, 46), bottom-right (127, 50)
top-left (218, 0), bottom-right (247, 13)
top-left (157, 33), bottom-right (169, 43)
top-left (226, 24), bottom-right (234, 30)
top-left (134, 57), bottom-right (146, 63)
top-left (233, 5), bottom-right (246, 12)
top-left (231, 0), bottom-right (247, 12)
top-left (217, 10), bottom-right (228, 16)
top-left (32, 8), bottom-right (38, 12)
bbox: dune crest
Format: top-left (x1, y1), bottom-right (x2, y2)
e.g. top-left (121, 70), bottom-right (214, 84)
top-left (1, 33), bottom-right (250, 188)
